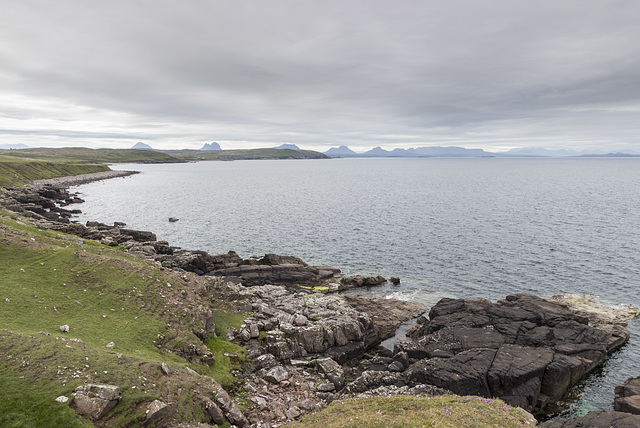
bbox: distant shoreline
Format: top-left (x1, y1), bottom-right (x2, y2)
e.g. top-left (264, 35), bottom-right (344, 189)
top-left (32, 169), bottom-right (138, 188)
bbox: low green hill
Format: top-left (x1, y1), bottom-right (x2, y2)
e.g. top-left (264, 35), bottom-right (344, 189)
top-left (0, 147), bottom-right (180, 164)
top-left (0, 158), bottom-right (109, 188)
top-left (169, 148), bottom-right (329, 161)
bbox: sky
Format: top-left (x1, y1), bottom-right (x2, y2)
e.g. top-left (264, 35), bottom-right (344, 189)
top-left (1, 0), bottom-right (640, 153)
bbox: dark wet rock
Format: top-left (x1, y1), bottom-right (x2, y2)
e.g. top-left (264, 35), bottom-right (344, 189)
top-left (214, 263), bottom-right (320, 285)
top-left (398, 293), bottom-right (630, 413)
top-left (539, 410), bottom-right (640, 427)
top-left (257, 253), bottom-right (307, 266)
top-left (615, 376), bottom-right (640, 415)
top-left (118, 228), bottom-right (157, 242)
top-left (406, 348), bottom-right (495, 397)
top-left (339, 275), bottom-right (386, 290)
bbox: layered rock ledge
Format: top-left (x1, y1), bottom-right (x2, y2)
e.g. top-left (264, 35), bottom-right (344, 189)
top-left (389, 294), bottom-right (630, 413)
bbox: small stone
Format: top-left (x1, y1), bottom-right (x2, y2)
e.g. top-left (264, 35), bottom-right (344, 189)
top-left (238, 328), bottom-right (251, 342)
top-left (59, 325), bottom-right (69, 332)
top-left (264, 366), bottom-right (289, 384)
top-left (168, 217), bottom-right (179, 222)
top-left (252, 396), bottom-right (268, 410)
top-left (106, 342), bottom-right (115, 348)
top-left (285, 405), bottom-right (301, 420)
top-left (249, 323), bottom-right (260, 338)
top-left (293, 314), bottom-right (308, 326)
top-left (161, 362), bottom-right (173, 375)
top-left (388, 361), bottom-right (405, 372)
top-left (223, 352), bottom-right (240, 363)
top-left (55, 396), bottom-right (69, 403)
top-left (317, 382), bottom-right (335, 392)
top-left (5, 298), bottom-right (10, 303)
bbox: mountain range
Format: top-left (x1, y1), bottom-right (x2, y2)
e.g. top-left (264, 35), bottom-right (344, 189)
top-left (323, 146), bottom-right (640, 158)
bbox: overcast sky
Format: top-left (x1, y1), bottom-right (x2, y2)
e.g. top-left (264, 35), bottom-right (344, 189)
top-left (1, 1), bottom-right (640, 152)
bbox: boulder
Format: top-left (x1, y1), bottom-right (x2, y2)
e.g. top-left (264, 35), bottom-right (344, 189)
top-left (71, 384), bottom-right (121, 420)
top-left (264, 366), bottom-right (289, 384)
top-left (339, 275), bottom-right (386, 290)
top-left (615, 376), bottom-right (640, 415)
top-left (144, 400), bottom-right (174, 427)
top-left (118, 228), bottom-right (157, 242)
top-left (203, 397), bottom-right (226, 425)
top-left (315, 357), bottom-right (345, 390)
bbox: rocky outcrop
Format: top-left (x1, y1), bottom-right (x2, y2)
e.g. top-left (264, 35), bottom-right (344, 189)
top-left (363, 293), bottom-right (631, 413)
top-left (229, 284), bottom-right (380, 363)
top-left (539, 410), bottom-right (640, 427)
top-left (211, 254), bottom-right (340, 286)
top-left (71, 384), bottom-right (121, 420)
top-left (615, 376), bottom-right (640, 415)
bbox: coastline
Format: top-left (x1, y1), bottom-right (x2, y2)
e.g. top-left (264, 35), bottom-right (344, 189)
top-left (2, 170), bottom-right (640, 426)
top-left (31, 169), bottom-right (138, 187)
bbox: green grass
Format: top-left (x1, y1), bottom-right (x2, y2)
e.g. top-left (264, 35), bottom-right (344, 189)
top-left (0, 160), bottom-right (109, 188)
top-left (0, 147), bottom-right (179, 164)
top-left (288, 395), bottom-right (534, 428)
top-left (0, 213), bottom-right (247, 425)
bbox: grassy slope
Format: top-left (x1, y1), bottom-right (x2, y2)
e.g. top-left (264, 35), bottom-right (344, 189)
top-left (0, 158), bottom-right (109, 188)
top-left (0, 212), bottom-right (246, 427)
top-left (0, 148), bottom-right (179, 164)
top-left (289, 395), bottom-right (534, 428)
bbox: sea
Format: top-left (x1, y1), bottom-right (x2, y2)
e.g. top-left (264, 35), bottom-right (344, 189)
top-left (72, 157), bottom-right (640, 419)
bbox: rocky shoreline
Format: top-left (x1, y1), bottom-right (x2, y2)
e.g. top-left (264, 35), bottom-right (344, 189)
top-left (2, 171), bottom-right (640, 427)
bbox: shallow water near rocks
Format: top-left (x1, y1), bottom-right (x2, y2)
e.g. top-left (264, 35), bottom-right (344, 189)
top-left (73, 157), bottom-right (640, 419)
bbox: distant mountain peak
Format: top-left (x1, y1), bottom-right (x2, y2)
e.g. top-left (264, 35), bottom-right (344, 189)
top-left (200, 142), bottom-right (221, 151)
top-left (324, 145), bottom-right (358, 157)
top-left (131, 142), bottom-right (154, 150)
top-left (363, 146), bottom-right (391, 156)
top-left (273, 143), bottom-right (301, 150)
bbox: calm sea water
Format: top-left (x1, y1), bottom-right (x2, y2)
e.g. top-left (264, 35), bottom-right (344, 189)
top-left (73, 157), bottom-right (640, 418)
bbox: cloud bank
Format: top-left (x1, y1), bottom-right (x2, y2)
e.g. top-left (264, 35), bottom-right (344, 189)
top-left (1, 0), bottom-right (639, 152)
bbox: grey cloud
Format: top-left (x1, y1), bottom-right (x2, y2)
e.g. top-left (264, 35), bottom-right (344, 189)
top-left (1, 0), bottom-right (639, 151)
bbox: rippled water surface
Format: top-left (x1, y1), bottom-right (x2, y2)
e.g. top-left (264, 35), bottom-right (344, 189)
top-left (74, 157), bottom-right (640, 417)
